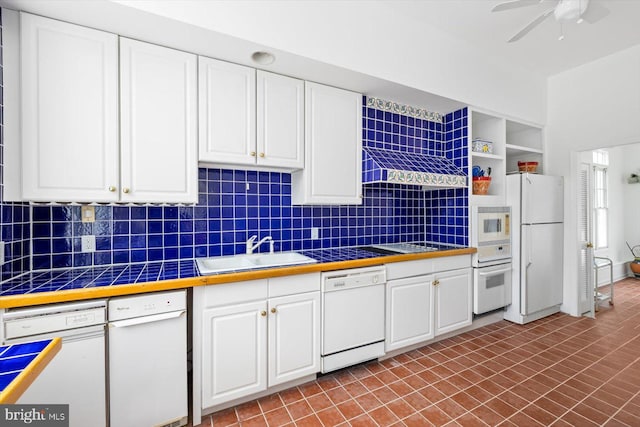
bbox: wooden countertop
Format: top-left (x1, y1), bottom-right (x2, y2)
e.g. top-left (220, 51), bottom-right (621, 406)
top-left (0, 247), bottom-right (476, 309)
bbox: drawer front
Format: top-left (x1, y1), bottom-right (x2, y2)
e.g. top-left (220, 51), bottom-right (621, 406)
top-left (268, 273), bottom-right (320, 298)
top-left (386, 259), bottom-right (433, 281)
top-left (433, 255), bottom-right (471, 273)
top-left (201, 279), bottom-right (268, 308)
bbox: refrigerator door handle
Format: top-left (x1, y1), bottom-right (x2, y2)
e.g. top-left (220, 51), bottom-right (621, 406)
top-left (522, 226), bottom-right (533, 315)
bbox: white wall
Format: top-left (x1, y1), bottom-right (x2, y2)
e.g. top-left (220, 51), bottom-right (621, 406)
top-left (622, 144), bottom-right (640, 261)
top-left (547, 44), bottom-right (640, 315)
top-left (112, 0), bottom-right (546, 123)
top-left (586, 147), bottom-right (629, 284)
top-left (603, 147), bottom-right (627, 264)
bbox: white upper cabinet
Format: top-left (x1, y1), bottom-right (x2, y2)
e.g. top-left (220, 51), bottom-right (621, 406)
top-left (292, 82), bottom-right (362, 205)
top-left (256, 70), bottom-right (304, 169)
top-left (198, 57), bottom-right (256, 166)
top-left (120, 38), bottom-right (198, 203)
top-left (198, 59), bottom-right (304, 170)
top-left (14, 14), bottom-right (197, 203)
top-left (20, 13), bottom-right (120, 202)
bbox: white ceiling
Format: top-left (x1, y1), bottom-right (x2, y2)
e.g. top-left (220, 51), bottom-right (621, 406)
top-left (3, 0), bottom-right (639, 116)
top-left (394, 0), bottom-right (640, 77)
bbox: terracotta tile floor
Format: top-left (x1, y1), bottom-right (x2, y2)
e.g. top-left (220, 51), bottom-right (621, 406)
top-left (196, 278), bottom-right (640, 426)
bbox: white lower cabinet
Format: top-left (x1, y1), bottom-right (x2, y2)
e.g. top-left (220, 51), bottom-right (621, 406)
top-left (386, 275), bottom-right (434, 352)
top-left (434, 268), bottom-right (473, 336)
top-left (202, 300), bottom-right (268, 408)
top-left (268, 292), bottom-right (320, 386)
top-left (385, 255), bottom-right (472, 352)
top-left (195, 274), bottom-right (320, 418)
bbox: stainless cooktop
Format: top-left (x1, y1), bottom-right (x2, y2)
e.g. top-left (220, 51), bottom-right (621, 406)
top-left (361, 243), bottom-right (439, 255)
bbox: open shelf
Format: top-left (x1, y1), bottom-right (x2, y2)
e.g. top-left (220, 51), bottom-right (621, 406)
top-left (468, 110), bottom-right (544, 208)
top-left (471, 151), bottom-right (504, 160)
top-left (505, 144), bottom-right (543, 156)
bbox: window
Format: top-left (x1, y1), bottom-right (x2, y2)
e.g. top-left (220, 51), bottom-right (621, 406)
top-left (592, 150), bottom-right (609, 165)
top-left (592, 150), bottom-right (608, 249)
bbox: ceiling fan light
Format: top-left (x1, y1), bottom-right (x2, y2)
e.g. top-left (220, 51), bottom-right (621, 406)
top-left (554, 0), bottom-right (589, 22)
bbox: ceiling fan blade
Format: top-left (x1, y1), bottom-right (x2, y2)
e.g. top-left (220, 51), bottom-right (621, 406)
top-left (508, 7), bottom-right (555, 42)
top-left (581, 2), bottom-right (610, 24)
top-left (492, 0), bottom-right (544, 13)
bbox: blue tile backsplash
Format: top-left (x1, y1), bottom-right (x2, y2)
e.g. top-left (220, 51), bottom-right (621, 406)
top-left (29, 173), bottom-right (427, 270)
top-left (0, 11), bottom-right (469, 279)
top-left (0, 10), bottom-right (32, 281)
top-left (362, 99), bottom-right (468, 247)
top-left (424, 108), bottom-right (469, 244)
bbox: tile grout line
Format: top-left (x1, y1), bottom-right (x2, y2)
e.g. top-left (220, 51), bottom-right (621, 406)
top-left (202, 280), bottom-right (640, 427)
top-left (497, 305), bottom-right (640, 425)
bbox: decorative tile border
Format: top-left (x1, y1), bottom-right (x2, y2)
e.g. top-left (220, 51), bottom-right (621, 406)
top-left (366, 97), bottom-right (443, 123)
top-left (387, 169), bottom-right (467, 188)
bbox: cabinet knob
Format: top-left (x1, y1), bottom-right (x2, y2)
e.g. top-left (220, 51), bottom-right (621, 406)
top-left (259, 152), bottom-right (265, 158)
top-left (433, 279), bottom-right (440, 286)
top-left (250, 151), bottom-right (256, 157)
top-left (260, 310), bottom-right (267, 317)
top-left (108, 186), bottom-right (116, 192)
top-left (270, 307), bottom-right (277, 314)
top-left (123, 188), bottom-right (130, 194)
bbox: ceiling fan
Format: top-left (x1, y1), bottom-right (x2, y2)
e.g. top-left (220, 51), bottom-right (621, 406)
top-left (492, 0), bottom-right (610, 42)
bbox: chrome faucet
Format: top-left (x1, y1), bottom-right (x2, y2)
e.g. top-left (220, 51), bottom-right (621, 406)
top-left (246, 235), bottom-right (274, 254)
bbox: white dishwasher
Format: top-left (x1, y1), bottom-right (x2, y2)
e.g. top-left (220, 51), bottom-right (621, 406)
top-left (108, 290), bottom-right (188, 427)
top-left (321, 266), bottom-right (386, 373)
top-left (3, 299), bottom-right (107, 427)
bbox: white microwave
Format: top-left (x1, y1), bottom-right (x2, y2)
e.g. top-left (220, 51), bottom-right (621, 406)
top-left (472, 206), bottom-right (511, 245)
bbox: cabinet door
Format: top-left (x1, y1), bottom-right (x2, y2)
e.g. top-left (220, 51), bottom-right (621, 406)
top-left (257, 71), bottom-right (304, 169)
top-left (293, 82), bottom-right (362, 204)
top-left (201, 301), bottom-right (267, 408)
top-left (21, 13), bottom-right (119, 202)
top-left (268, 291), bottom-right (320, 387)
top-left (435, 268), bottom-right (473, 336)
top-left (120, 38), bottom-right (198, 203)
top-left (199, 56), bottom-right (256, 166)
top-left (386, 275), bottom-right (434, 352)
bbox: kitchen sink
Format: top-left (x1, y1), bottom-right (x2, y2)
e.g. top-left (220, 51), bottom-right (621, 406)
top-left (196, 252), bottom-right (317, 275)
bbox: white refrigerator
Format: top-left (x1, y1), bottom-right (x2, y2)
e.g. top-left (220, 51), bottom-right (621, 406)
top-left (504, 173), bottom-right (564, 324)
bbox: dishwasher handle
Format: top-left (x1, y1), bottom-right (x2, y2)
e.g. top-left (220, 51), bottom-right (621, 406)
top-left (109, 310), bottom-right (185, 328)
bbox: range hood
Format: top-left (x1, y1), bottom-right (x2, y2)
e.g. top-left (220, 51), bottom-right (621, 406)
top-left (363, 147), bottom-right (467, 188)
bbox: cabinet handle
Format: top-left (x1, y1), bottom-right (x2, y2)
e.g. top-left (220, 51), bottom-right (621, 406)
top-left (250, 151), bottom-right (256, 157)
top-left (270, 307), bottom-right (277, 314)
top-left (433, 279), bottom-right (440, 286)
top-left (123, 188), bottom-right (130, 194)
top-left (260, 310), bottom-right (267, 317)
top-left (259, 152), bottom-right (265, 158)
top-left (108, 186), bottom-right (116, 192)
